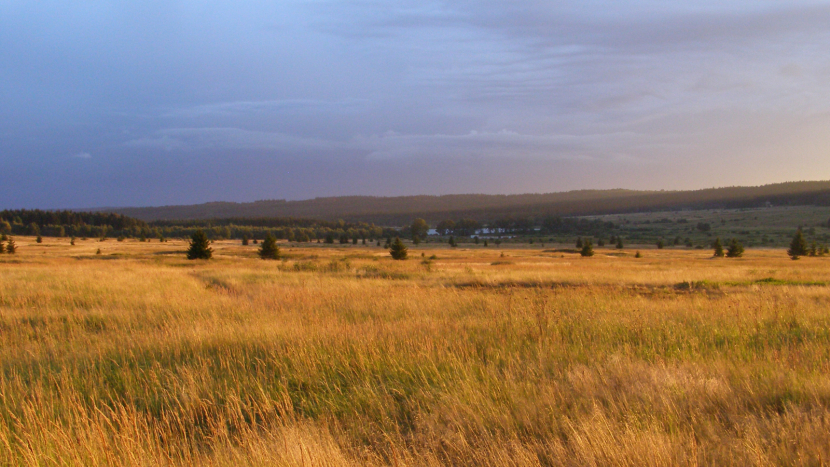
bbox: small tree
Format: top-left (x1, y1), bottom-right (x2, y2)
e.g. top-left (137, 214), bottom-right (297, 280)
top-left (242, 237), bottom-right (249, 246)
top-left (787, 229), bottom-right (808, 260)
top-left (483, 239), bottom-right (488, 247)
top-left (186, 230), bottom-right (213, 260)
top-left (0, 240), bottom-right (4, 254)
top-left (726, 238), bottom-right (744, 258)
top-left (410, 218), bottom-right (429, 240)
top-left (259, 234), bottom-right (280, 260)
top-left (656, 239), bottom-right (664, 249)
top-left (634, 250), bottom-right (642, 258)
top-left (575, 237), bottom-right (583, 248)
top-left (712, 238), bottom-right (724, 257)
top-left (6, 237), bottom-right (17, 254)
top-left (389, 237), bottom-right (408, 260)
top-left (448, 236), bottom-right (457, 247)
top-left (616, 238), bottom-right (624, 249)
top-left (36, 236), bottom-right (43, 243)
top-left (580, 239), bottom-right (594, 257)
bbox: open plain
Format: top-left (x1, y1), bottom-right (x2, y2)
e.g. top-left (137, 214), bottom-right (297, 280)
top-left (2, 237), bottom-right (830, 466)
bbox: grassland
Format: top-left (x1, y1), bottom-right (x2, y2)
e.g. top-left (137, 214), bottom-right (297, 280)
top-left (2, 237), bottom-right (830, 466)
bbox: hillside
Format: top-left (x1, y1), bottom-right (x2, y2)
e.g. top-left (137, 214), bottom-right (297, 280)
top-left (102, 181), bottom-right (830, 226)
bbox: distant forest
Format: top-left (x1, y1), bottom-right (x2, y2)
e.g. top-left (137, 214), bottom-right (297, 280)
top-left (103, 181), bottom-right (830, 226)
top-left (4, 181), bottom-right (830, 243)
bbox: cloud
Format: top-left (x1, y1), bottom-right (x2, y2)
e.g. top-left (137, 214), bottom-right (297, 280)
top-left (161, 98), bottom-right (368, 119)
top-left (72, 152), bottom-right (92, 159)
top-left (125, 128), bottom-right (340, 152)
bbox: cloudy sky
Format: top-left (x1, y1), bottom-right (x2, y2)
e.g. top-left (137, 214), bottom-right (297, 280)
top-left (2, 1), bottom-right (830, 208)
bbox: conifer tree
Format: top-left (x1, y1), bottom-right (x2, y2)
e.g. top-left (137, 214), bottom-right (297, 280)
top-left (726, 239), bottom-right (744, 258)
top-left (616, 238), bottom-right (624, 249)
top-left (0, 241), bottom-right (4, 254)
top-left (389, 237), bottom-right (408, 260)
top-left (580, 239), bottom-right (594, 257)
top-left (712, 238), bottom-right (724, 257)
top-left (787, 229), bottom-right (808, 260)
top-left (242, 237), bottom-right (249, 246)
top-left (656, 239), bottom-right (664, 249)
top-left (483, 239), bottom-right (488, 247)
top-left (186, 230), bottom-right (212, 260)
top-left (6, 237), bottom-right (17, 254)
top-left (258, 234), bottom-right (280, 260)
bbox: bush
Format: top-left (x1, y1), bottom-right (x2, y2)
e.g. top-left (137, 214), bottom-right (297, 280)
top-left (186, 230), bottom-right (213, 260)
top-left (787, 230), bottom-right (808, 260)
top-left (258, 234), bottom-right (280, 260)
top-left (726, 239), bottom-right (744, 258)
top-left (390, 237), bottom-right (408, 260)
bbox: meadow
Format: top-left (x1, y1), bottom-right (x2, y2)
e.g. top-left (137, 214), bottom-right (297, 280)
top-left (2, 237), bottom-right (830, 466)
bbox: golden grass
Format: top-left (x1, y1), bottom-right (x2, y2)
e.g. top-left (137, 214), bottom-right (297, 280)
top-left (2, 237), bottom-right (830, 465)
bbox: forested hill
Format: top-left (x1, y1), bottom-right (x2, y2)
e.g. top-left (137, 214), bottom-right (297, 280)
top-left (103, 181), bottom-right (830, 226)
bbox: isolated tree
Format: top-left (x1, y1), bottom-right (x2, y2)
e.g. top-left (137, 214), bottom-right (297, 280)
top-left (656, 239), bottom-right (664, 249)
top-left (580, 239), bottom-right (594, 257)
top-left (787, 229), bottom-right (808, 260)
top-left (712, 238), bottom-right (724, 257)
top-left (389, 237), bottom-right (408, 260)
top-left (616, 238), bottom-right (624, 249)
top-left (411, 218), bottom-right (429, 240)
top-left (259, 234), bottom-right (280, 260)
top-left (726, 238), bottom-right (744, 258)
top-left (186, 230), bottom-right (213, 260)
top-left (242, 237), bottom-right (249, 246)
top-left (6, 237), bottom-right (17, 254)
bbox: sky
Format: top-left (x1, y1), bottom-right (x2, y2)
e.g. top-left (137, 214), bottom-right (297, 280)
top-left (2, 1), bottom-right (830, 208)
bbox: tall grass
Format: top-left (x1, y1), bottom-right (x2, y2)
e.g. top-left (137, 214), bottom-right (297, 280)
top-left (1, 238), bottom-right (830, 465)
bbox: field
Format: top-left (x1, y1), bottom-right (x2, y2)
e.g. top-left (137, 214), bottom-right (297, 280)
top-left (2, 237), bottom-right (830, 466)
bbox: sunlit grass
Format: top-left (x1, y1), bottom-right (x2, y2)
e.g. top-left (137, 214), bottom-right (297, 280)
top-left (1, 237), bottom-right (830, 465)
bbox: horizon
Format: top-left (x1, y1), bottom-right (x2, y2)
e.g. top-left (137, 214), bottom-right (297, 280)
top-left (3, 2), bottom-right (830, 209)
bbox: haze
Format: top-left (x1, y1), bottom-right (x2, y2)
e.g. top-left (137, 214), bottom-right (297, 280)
top-left (3, 1), bottom-right (830, 208)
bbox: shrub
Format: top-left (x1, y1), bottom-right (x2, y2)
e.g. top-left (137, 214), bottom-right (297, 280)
top-left (390, 237), bottom-right (408, 260)
top-left (258, 234), bottom-right (280, 260)
top-left (713, 238), bottom-right (724, 257)
top-left (186, 230), bottom-right (213, 260)
top-left (726, 239), bottom-right (744, 258)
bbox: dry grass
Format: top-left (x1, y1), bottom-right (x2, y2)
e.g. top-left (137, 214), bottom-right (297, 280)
top-left (2, 237), bottom-right (830, 465)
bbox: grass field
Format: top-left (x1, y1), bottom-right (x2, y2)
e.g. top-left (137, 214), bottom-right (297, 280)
top-left (2, 236), bottom-right (830, 466)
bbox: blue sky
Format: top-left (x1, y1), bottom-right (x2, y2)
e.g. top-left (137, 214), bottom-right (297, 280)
top-left (2, 1), bottom-right (830, 208)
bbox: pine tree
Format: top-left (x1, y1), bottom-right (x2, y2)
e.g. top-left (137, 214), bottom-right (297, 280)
top-left (242, 237), bottom-right (249, 246)
top-left (712, 238), bottom-right (724, 257)
top-left (809, 242), bottom-right (817, 257)
top-left (186, 230), bottom-right (213, 260)
top-left (6, 238), bottom-right (17, 254)
top-left (389, 237), bottom-right (408, 260)
top-left (726, 239), bottom-right (744, 258)
top-left (616, 238), bottom-right (624, 249)
top-left (787, 229), bottom-right (808, 260)
top-left (580, 239), bottom-right (594, 257)
top-left (258, 234), bottom-right (280, 260)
